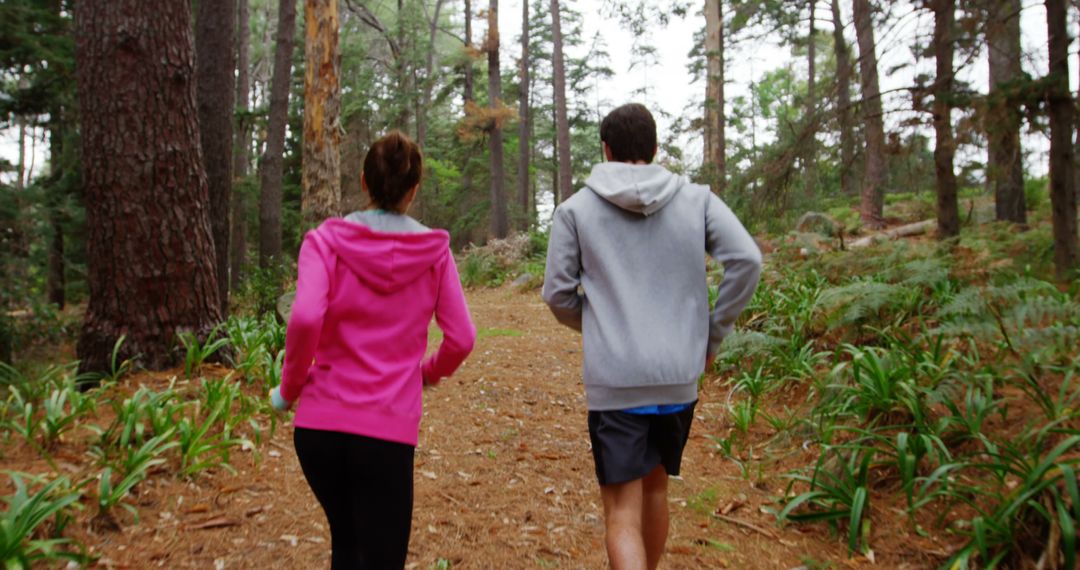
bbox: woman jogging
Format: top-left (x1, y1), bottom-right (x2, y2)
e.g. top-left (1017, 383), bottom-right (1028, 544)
top-left (270, 131), bottom-right (477, 569)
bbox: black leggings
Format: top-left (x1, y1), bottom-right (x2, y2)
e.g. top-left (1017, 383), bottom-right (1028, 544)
top-left (293, 427), bottom-right (415, 569)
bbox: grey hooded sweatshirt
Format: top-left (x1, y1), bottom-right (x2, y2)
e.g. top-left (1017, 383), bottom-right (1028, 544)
top-left (542, 162), bottom-right (762, 411)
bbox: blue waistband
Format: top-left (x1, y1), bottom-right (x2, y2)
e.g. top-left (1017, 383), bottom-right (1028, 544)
top-left (621, 402), bottom-right (693, 415)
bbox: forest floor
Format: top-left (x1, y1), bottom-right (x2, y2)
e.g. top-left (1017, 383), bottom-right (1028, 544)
top-left (4, 287), bottom-right (958, 569)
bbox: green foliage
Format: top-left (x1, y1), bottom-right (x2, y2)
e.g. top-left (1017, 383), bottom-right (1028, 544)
top-left (178, 326), bottom-right (229, 378)
top-left (176, 377), bottom-right (252, 478)
top-left (0, 472), bottom-right (86, 569)
top-left (755, 227), bottom-right (1079, 565)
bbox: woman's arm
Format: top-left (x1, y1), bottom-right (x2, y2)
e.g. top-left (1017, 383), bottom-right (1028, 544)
top-left (421, 254), bottom-right (477, 385)
top-left (278, 232), bottom-right (332, 402)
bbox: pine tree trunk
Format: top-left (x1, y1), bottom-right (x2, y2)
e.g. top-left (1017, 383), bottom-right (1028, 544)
top-left (488, 0), bottom-right (509, 238)
top-left (517, 0), bottom-right (530, 230)
top-left (459, 0), bottom-right (477, 238)
top-left (831, 0), bottom-right (855, 196)
top-left (704, 0), bottom-right (726, 192)
top-left (1046, 0), bottom-right (1079, 279)
top-left (804, 0), bottom-right (817, 196)
top-left (74, 0), bottom-right (224, 375)
top-left (260, 0), bottom-right (297, 267)
top-left (933, 0), bottom-right (959, 238)
top-left (196, 0), bottom-right (236, 315)
top-left (46, 109), bottom-right (66, 309)
top-left (852, 0), bottom-right (885, 229)
top-left (551, 0), bottom-right (573, 203)
top-left (231, 0), bottom-right (251, 291)
top-left (303, 0), bottom-right (342, 225)
top-left (418, 0), bottom-right (447, 150)
top-left (395, 0), bottom-right (412, 131)
top-left (987, 0), bottom-right (1025, 223)
top-left (15, 119), bottom-right (26, 190)
top-left (46, 0), bottom-right (66, 309)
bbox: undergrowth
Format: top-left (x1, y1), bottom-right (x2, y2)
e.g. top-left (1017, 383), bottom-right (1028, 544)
top-left (710, 228), bottom-right (1080, 568)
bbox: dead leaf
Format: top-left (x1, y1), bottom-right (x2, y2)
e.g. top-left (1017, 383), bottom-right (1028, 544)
top-left (187, 517), bottom-right (240, 530)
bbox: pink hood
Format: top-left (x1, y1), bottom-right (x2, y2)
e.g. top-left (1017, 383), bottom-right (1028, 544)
top-left (279, 218), bottom-right (476, 446)
top-left (319, 218), bottom-right (450, 294)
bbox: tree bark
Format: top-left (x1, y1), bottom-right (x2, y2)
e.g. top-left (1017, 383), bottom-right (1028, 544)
top-left (464, 0), bottom-right (474, 103)
top-left (852, 0), bottom-right (885, 228)
top-left (551, 0), bottom-right (573, 203)
top-left (932, 0), bottom-right (959, 238)
top-left (459, 0), bottom-right (477, 241)
top-left (46, 0), bottom-right (66, 309)
top-left (231, 0), bottom-right (251, 291)
top-left (987, 0), bottom-right (1025, 223)
top-left (393, 0), bottom-right (412, 131)
top-left (74, 0), bottom-right (224, 374)
top-left (47, 109), bottom-right (66, 309)
top-left (804, 0), bottom-right (817, 195)
top-left (704, 0), bottom-right (726, 192)
top-left (1046, 0), bottom-right (1079, 279)
top-left (488, 0), bottom-right (509, 238)
top-left (418, 0), bottom-right (447, 150)
top-left (196, 0), bottom-right (236, 315)
top-left (517, 0), bottom-right (530, 230)
top-left (259, 0), bottom-right (297, 267)
top-left (303, 0), bottom-right (342, 225)
top-left (15, 119), bottom-right (26, 190)
top-left (831, 0), bottom-right (855, 196)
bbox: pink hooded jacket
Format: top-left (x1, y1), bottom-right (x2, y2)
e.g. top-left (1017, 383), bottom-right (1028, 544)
top-left (279, 218), bottom-right (476, 446)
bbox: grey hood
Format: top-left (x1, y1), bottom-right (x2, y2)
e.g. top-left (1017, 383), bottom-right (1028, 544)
top-left (585, 162), bottom-right (682, 216)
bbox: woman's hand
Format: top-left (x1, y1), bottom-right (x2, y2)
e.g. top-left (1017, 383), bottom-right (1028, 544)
top-left (269, 386), bottom-right (292, 411)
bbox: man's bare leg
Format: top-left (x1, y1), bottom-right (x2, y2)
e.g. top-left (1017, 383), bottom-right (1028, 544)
top-left (641, 465), bottom-right (670, 570)
top-left (600, 477), bottom-right (646, 570)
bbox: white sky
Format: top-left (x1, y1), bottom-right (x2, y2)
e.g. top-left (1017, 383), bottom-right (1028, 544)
top-left (496, 0), bottom-right (1066, 177)
top-left (1, 1), bottom-right (1070, 185)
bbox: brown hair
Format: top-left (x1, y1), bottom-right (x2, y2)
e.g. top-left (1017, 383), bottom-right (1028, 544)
top-left (600, 103), bottom-right (657, 163)
top-left (362, 130), bottom-right (423, 213)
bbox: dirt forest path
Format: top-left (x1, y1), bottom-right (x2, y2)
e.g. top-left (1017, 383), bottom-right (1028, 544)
top-left (89, 288), bottom-right (884, 569)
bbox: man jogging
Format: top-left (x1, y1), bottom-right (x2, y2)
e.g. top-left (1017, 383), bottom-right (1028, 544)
top-left (542, 103), bottom-right (762, 569)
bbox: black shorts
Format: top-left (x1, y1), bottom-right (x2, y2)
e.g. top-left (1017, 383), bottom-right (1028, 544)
top-left (587, 402), bottom-right (697, 486)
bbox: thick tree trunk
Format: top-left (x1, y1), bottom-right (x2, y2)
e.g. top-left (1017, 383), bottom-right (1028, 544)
top-left (704, 0), bottom-right (726, 192)
top-left (231, 0), bottom-right (251, 291)
top-left (987, 0), bottom-right (1025, 223)
top-left (303, 0), bottom-right (342, 225)
top-left (517, 0), bottom-right (530, 230)
top-left (259, 0), bottom-right (297, 266)
top-left (551, 0), bottom-right (573, 203)
top-left (488, 0), bottom-right (509, 238)
top-left (1046, 0), bottom-right (1079, 279)
top-left (933, 0), bottom-right (959, 238)
top-left (831, 0), bottom-right (855, 196)
top-left (852, 0), bottom-right (885, 229)
top-left (74, 0), bottom-right (224, 374)
top-left (196, 0), bottom-right (236, 315)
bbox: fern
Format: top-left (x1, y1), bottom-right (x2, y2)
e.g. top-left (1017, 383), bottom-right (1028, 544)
top-left (816, 281), bottom-right (909, 329)
top-left (716, 331), bottom-right (786, 364)
top-left (890, 258), bottom-right (950, 289)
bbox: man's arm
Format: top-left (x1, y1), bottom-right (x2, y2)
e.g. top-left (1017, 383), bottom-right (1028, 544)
top-left (541, 206), bottom-right (584, 331)
top-left (705, 194), bottom-right (763, 355)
